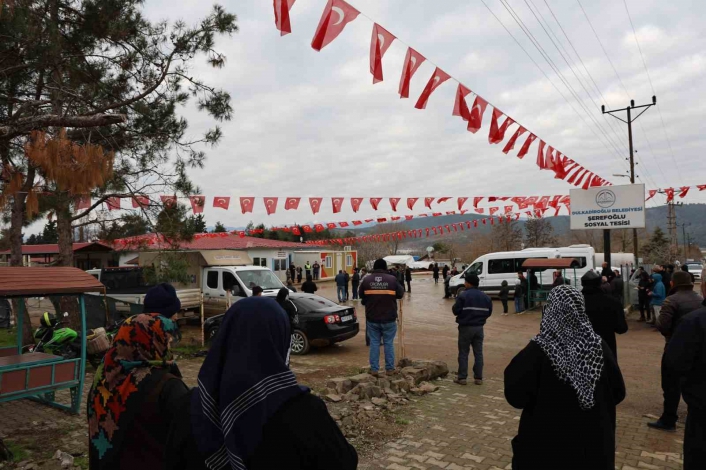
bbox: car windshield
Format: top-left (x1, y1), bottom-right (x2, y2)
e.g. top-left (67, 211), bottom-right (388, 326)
top-left (236, 270), bottom-right (285, 290)
top-left (293, 296), bottom-right (339, 311)
top-left (687, 264), bottom-right (703, 270)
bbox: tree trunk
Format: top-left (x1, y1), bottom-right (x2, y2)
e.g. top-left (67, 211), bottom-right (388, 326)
top-left (8, 183), bottom-right (35, 346)
top-left (55, 205), bottom-right (74, 267)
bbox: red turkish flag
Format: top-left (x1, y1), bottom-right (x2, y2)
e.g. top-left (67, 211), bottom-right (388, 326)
top-left (453, 84), bottom-right (472, 121)
top-left (482, 218), bottom-right (487, 225)
top-left (573, 169), bottom-right (588, 187)
top-left (517, 133), bottom-right (537, 159)
top-left (458, 197), bottom-right (468, 211)
top-left (424, 197), bottom-right (434, 209)
top-left (473, 197), bottom-right (483, 207)
top-left (273, 0), bottom-right (296, 36)
top-left (370, 198), bottom-right (382, 210)
top-left (645, 190), bottom-right (657, 201)
top-left (504, 205), bottom-right (513, 214)
top-left (331, 197), bottom-right (344, 213)
top-left (239, 197), bottom-right (255, 214)
top-left (536, 140), bottom-right (547, 169)
top-left (664, 188), bottom-right (675, 202)
top-left (189, 196), bottom-right (206, 214)
top-left (76, 196), bottom-right (91, 210)
top-left (698, 184), bottom-right (706, 191)
top-left (678, 186), bottom-right (690, 198)
top-left (370, 23), bottom-right (395, 84)
top-left (391, 216), bottom-right (401, 221)
top-left (475, 208), bottom-right (485, 214)
top-left (377, 217), bottom-right (387, 223)
top-left (473, 220), bottom-right (478, 228)
top-left (567, 166), bottom-right (584, 184)
top-left (436, 197), bottom-right (451, 204)
top-left (213, 197), bottom-right (230, 210)
top-left (107, 197), bottom-right (121, 211)
top-left (407, 198), bottom-right (418, 210)
top-left (284, 197), bottom-right (300, 210)
top-left (548, 196), bottom-right (561, 209)
top-left (582, 172), bottom-right (594, 190)
top-left (415, 67), bottom-right (451, 110)
top-left (160, 195), bottom-right (176, 208)
top-left (131, 196), bottom-right (149, 208)
top-left (352, 220), bottom-right (362, 226)
top-left (488, 109), bottom-right (515, 144)
top-left (350, 197), bottom-right (363, 212)
top-left (339, 221), bottom-right (349, 228)
top-left (398, 47), bottom-right (426, 98)
top-left (314, 224), bottom-right (325, 232)
top-left (311, 0), bottom-right (360, 51)
top-left (544, 146), bottom-right (555, 171)
top-left (467, 96), bottom-right (489, 134)
top-left (502, 126), bottom-right (527, 154)
top-left (302, 225), bottom-right (313, 233)
top-left (264, 197), bottom-right (278, 215)
top-left (309, 197), bottom-right (323, 214)
top-left (490, 207), bottom-right (499, 215)
top-left (327, 223), bottom-right (337, 229)
top-left (365, 219), bottom-right (374, 223)
top-left (389, 198), bottom-right (400, 211)
top-left (589, 174), bottom-right (603, 188)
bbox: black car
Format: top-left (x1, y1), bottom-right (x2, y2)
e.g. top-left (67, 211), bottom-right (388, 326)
top-left (203, 293), bottom-right (359, 355)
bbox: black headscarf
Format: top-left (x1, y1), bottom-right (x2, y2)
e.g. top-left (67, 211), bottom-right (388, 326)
top-left (191, 297), bottom-right (308, 469)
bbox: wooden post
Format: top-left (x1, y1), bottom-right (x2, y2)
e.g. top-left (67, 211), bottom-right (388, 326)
top-left (200, 293), bottom-right (205, 347)
top-left (398, 298), bottom-right (405, 360)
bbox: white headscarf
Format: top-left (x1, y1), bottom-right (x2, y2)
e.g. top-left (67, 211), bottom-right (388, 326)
top-left (532, 285), bottom-right (604, 410)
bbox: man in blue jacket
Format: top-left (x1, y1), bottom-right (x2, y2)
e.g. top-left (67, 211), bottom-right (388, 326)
top-left (452, 273), bottom-right (493, 385)
top-left (648, 272), bottom-right (666, 326)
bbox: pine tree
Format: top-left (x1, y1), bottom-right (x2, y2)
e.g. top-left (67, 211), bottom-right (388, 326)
top-left (213, 221), bottom-right (227, 233)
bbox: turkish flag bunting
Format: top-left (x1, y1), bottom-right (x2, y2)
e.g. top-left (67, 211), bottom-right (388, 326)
top-left (309, 197), bottom-right (323, 214)
top-left (132, 196), bottom-right (149, 208)
top-left (467, 96), bottom-right (489, 134)
top-left (482, 219), bottom-right (487, 225)
top-left (491, 218), bottom-right (495, 225)
top-left (445, 211), bottom-right (456, 215)
top-left (453, 224), bottom-right (458, 232)
top-left (425, 228), bottom-right (430, 237)
top-left (490, 207), bottom-right (499, 215)
top-left (332, 197), bottom-right (344, 213)
top-left (574, 170), bottom-right (588, 187)
top-left (399, 47), bottom-right (426, 98)
top-left (536, 140), bottom-right (547, 169)
top-left (488, 197), bottom-right (498, 202)
top-left (107, 197), bottom-right (121, 211)
top-left (391, 216), bottom-right (401, 221)
top-left (365, 219), bottom-right (374, 223)
top-left (264, 197), bottom-right (278, 215)
top-left (339, 221), bottom-right (349, 228)
top-left (554, 206), bottom-right (561, 217)
top-left (678, 186), bottom-right (690, 198)
top-left (238, 197), bottom-right (253, 214)
top-left (425, 197), bottom-right (434, 209)
top-left (589, 174), bottom-right (603, 188)
top-left (370, 198), bottom-right (382, 210)
top-left (389, 198), bottom-right (400, 211)
top-left (160, 195), bottom-right (176, 208)
top-left (458, 197), bottom-right (468, 211)
top-left (505, 205), bottom-right (513, 213)
top-left (567, 166), bottom-right (584, 185)
top-left (473, 220), bottom-right (478, 228)
top-left (437, 197), bottom-right (451, 204)
top-left (405, 215), bottom-right (414, 220)
top-left (273, 0), bottom-right (296, 36)
top-left (433, 212), bottom-right (442, 217)
top-left (190, 196), bottom-right (206, 214)
top-left (545, 146), bottom-right (556, 171)
top-left (370, 23), bottom-right (396, 84)
top-left (582, 173), bottom-right (594, 190)
top-left (473, 197), bottom-right (483, 207)
top-left (475, 208), bottom-right (485, 214)
top-left (311, 0), bottom-right (360, 51)
top-left (536, 196), bottom-right (550, 209)
top-left (377, 217), bottom-right (387, 223)
top-left (415, 67), bottom-right (451, 109)
top-left (302, 225), bottom-right (313, 233)
top-left (502, 126), bottom-right (527, 154)
top-left (664, 188), bottom-right (675, 202)
top-left (350, 197), bottom-right (363, 212)
top-left (698, 184), bottom-right (706, 191)
top-left (453, 84), bottom-right (472, 121)
top-left (488, 109), bottom-right (515, 144)
top-left (517, 133), bottom-right (537, 159)
top-left (548, 196), bottom-right (561, 209)
top-left (76, 196), bottom-right (91, 210)
top-left (407, 198), bottom-right (418, 210)
top-left (284, 197), bottom-right (300, 210)
top-left (314, 224), bottom-right (325, 232)
top-left (352, 220), bottom-right (362, 226)
top-left (327, 223), bottom-right (337, 229)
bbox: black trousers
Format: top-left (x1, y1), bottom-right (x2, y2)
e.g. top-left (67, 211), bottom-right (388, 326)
top-left (660, 350), bottom-right (682, 426)
top-left (638, 294), bottom-right (650, 318)
top-left (406, 280), bottom-right (411, 292)
top-left (685, 407), bottom-right (706, 470)
top-left (501, 299), bottom-right (508, 313)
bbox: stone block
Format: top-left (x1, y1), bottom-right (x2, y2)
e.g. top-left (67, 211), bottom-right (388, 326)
top-left (349, 373), bottom-right (375, 384)
top-left (401, 367), bottom-right (430, 384)
top-left (327, 377), bottom-right (354, 394)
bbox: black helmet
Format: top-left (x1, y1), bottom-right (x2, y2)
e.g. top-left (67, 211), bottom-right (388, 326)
top-left (40, 312), bottom-right (58, 328)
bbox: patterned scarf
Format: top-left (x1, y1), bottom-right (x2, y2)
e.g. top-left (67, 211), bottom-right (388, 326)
top-left (87, 313), bottom-right (181, 465)
top-left (191, 297), bottom-right (308, 470)
top-left (532, 285), bottom-right (604, 410)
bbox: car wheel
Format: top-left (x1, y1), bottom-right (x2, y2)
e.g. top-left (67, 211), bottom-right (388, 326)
top-left (456, 286), bottom-right (465, 297)
top-left (206, 325), bottom-right (219, 344)
top-left (290, 330), bottom-right (310, 355)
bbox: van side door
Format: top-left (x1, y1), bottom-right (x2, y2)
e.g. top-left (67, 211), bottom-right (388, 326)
top-left (202, 269), bottom-right (226, 313)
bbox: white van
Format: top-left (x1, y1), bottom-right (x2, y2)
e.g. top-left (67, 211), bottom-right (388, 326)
top-left (449, 245), bottom-right (597, 297)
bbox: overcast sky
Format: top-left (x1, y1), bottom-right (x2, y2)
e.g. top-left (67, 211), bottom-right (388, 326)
top-left (68, 0), bottom-right (706, 232)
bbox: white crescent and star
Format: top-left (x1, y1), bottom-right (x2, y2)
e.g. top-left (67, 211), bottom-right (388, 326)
top-left (432, 76), bottom-right (441, 86)
top-left (332, 6), bottom-right (345, 25)
top-left (216, 198), bottom-right (226, 205)
top-left (410, 56), bottom-right (417, 67)
top-left (377, 34), bottom-right (385, 49)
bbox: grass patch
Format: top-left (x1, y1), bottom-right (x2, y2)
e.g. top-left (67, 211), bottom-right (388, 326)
top-left (4, 440), bottom-right (29, 462)
top-left (171, 343), bottom-right (207, 358)
top-left (0, 328), bottom-right (16, 347)
top-left (395, 417), bottom-right (410, 425)
top-left (74, 456), bottom-right (89, 469)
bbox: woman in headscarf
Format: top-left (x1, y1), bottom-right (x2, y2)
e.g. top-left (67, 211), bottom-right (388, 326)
top-left (88, 314), bottom-right (186, 470)
top-left (167, 297), bottom-right (357, 469)
top-left (276, 287), bottom-right (297, 332)
top-left (504, 285), bottom-right (625, 470)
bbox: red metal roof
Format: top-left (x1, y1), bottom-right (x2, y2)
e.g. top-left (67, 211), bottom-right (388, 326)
top-left (0, 267), bottom-right (106, 296)
top-left (114, 233), bottom-right (310, 251)
top-left (0, 242), bottom-right (113, 256)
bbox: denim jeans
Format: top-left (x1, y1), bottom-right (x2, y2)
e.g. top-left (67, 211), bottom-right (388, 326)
top-left (337, 286), bottom-right (346, 302)
top-left (514, 296), bottom-right (524, 313)
top-left (458, 325), bottom-right (484, 380)
top-left (368, 321), bottom-right (397, 372)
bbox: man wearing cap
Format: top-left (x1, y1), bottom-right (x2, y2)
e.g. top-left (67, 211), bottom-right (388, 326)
top-left (648, 271), bottom-right (704, 432)
top-left (143, 283), bottom-right (182, 318)
top-left (452, 273), bottom-right (493, 385)
top-left (581, 270), bottom-right (628, 360)
top-left (359, 259), bottom-right (404, 376)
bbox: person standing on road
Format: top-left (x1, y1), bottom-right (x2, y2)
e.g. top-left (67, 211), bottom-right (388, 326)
top-left (637, 271), bottom-right (652, 322)
top-left (514, 273), bottom-right (526, 314)
top-left (499, 280), bottom-right (510, 316)
top-left (443, 271), bottom-right (453, 299)
top-left (313, 261), bottom-right (320, 281)
top-left (405, 266), bottom-right (412, 293)
top-left (611, 270), bottom-right (624, 305)
top-left (452, 273), bottom-right (492, 386)
top-left (432, 263), bottom-right (440, 284)
top-left (296, 266), bottom-right (303, 284)
top-left (600, 262), bottom-right (615, 282)
top-left (305, 261), bottom-right (312, 280)
top-left (648, 271), bottom-right (704, 432)
top-left (289, 264), bottom-right (296, 284)
top-left (344, 270), bottom-right (351, 301)
top-left (648, 273), bottom-right (667, 326)
top-left (681, 264), bottom-right (695, 284)
top-left (663, 299), bottom-right (706, 470)
top-left (442, 264), bottom-right (450, 280)
top-left (335, 270), bottom-right (347, 303)
top-left (351, 269), bottom-right (360, 301)
top-left (580, 271), bottom-right (628, 361)
top-left (661, 265), bottom-right (673, 294)
top-left (301, 275), bottom-right (318, 295)
top-left (359, 259), bottom-right (404, 376)
top-left (504, 285), bottom-right (625, 470)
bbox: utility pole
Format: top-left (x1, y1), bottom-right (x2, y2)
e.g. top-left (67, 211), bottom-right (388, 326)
top-left (678, 222), bottom-right (691, 262)
top-left (666, 200), bottom-right (681, 261)
top-left (602, 96), bottom-right (657, 266)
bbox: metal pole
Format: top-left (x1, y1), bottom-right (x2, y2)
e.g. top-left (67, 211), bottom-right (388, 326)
top-left (627, 106), bottom-right (639, 264)
top-left (682, 224), bottom-right (687, 262)
top-left (604, 230), bottom-right (612, 268)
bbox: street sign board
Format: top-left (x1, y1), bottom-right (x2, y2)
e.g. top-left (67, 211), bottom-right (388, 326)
top-left (570, 184), bottom-right (645, 231)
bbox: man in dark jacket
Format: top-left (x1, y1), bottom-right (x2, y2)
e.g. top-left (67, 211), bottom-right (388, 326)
top-left (442, 264), bottom-right (450, 280)
top-left (351, 269), bottom-right (360, 301)
top-left (405, 267), bottom-right (412, 293)
top-left (335, 270), bottom-right (347, 303)
top-left (344, 270), bottom-right (350, 301)
top-left (649, 271), bottom-right (704, 432)
top-left (432, 263), bottom-right (440, 284)
top-left (359, 259), bottom-right (404, 375)
top-left (663, 301), bottom-right (706, 469)
top-left (581, 271), bottom-right (628, 360)
top-left (600, 262), bottom-right (615, 282)
top-left (452, 273), bottom-right (493, 386)
top-left (610, 270), bottom-right (624, 305)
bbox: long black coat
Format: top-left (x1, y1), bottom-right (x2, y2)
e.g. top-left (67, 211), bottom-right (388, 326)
top-left (583, 286), bottom-right (628, 360)
top-left (505, 341), bottom-right (625, 470)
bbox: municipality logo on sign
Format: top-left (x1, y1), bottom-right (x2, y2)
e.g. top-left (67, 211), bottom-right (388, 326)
top-left (596, 190), bottom-right (616, 208)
